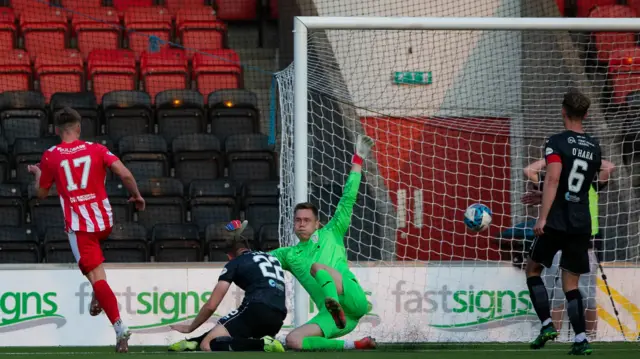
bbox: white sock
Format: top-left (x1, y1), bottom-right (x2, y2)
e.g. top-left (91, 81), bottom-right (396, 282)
top-left (114, 319), bottom-right (127, 337)
top-left (542, 318), bottom-right (552, 327)
top-left (574, 332), bottom-right (587, 343)
top-left (343, 340), bottom-right (355, 349)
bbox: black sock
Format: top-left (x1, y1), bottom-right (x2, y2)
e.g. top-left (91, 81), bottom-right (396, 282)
top-left (565, 289), bottom-right (586, 338)
top-left (526, 276), bottom-right (552, 325)
top-left (209, 336), bottom-right (265, 351)
top-left (189, 332), bottom-right (208, 346)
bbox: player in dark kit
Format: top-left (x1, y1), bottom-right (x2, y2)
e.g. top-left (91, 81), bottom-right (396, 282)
top-left (527, 89), bottom-right (601, 355)
top-left (168, 220), bottom-right (286, 353)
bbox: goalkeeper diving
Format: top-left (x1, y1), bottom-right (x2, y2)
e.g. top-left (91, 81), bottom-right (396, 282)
top-left (270, 135), bottom-right (377, 351)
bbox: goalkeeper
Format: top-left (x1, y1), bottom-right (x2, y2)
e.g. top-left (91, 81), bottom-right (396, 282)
top-left (270, 135), bottom-right (376, 351)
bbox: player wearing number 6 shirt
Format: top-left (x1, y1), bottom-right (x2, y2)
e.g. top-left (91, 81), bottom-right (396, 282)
top-left (169, 220), bottom-right (286, 353)
top-left (526, 89), bottom-right (602, 355)
top-left (27, 107), bottom-right (145, 353)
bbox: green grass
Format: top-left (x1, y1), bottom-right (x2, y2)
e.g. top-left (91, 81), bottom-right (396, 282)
top-left (0, 343), bottom-right (637, 359)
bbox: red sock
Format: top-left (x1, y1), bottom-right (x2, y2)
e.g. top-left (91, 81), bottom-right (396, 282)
top-left (92, 280), bottom-right (121, 324)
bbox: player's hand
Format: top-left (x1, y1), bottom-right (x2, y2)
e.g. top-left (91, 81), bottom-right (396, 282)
top-left (521, 190), bottom-right (542, 205)
top-left (355, 135), bottom-right (375, 160)
top-left (533, 218), bottom-right (546, 237)
top-left (27, 163), bottom-right (41, 175)
top-left (170, 324), bottom-right (192, 334)
top-left (128, 195), bottom-right (145, 211)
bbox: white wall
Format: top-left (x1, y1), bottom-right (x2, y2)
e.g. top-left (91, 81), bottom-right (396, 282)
top-left (308, 0), bottom-right (522, 119)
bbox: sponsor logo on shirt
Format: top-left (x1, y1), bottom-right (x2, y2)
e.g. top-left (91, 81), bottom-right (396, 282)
top-left (545, 147), bottom-right (553, 156)
top-left (567, 137), bottom-right (576, 144)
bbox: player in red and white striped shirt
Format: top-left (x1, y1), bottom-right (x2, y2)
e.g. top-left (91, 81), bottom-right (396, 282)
top-left (28, 107), bottom-right (145, 353)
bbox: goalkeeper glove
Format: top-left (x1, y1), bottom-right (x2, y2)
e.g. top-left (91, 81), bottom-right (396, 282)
top-left (225, 220), bottom-right (248, 235)
top-left (352, 135), bottom-right (375, 165)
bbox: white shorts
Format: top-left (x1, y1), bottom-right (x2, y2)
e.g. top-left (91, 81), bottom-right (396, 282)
top-left (542, 249), bottom-right (598, 309)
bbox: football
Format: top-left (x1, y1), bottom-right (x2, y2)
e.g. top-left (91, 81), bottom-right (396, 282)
top-left (463, 203), bottom-right (492, 232)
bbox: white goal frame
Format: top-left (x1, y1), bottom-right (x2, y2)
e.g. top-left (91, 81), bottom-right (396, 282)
top-left (290, 16), bottom-right (640, 329)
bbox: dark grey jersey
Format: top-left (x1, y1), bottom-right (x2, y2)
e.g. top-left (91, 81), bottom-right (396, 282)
top-left (219, 251), bottom-right (287, 314)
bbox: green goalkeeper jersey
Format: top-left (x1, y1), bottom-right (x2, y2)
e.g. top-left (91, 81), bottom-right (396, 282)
top-left (271, 171), bottom-right (361, 310)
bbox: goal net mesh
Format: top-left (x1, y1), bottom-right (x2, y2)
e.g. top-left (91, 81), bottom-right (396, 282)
top-left (275, 16), bottom-right (640, 344)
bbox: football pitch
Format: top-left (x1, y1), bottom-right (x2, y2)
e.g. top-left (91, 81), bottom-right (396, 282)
top-left (0, 343), bottom-right (637, 359)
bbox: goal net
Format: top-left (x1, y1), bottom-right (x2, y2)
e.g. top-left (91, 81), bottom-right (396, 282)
top-left (275, 16), bottom-right (640, 343)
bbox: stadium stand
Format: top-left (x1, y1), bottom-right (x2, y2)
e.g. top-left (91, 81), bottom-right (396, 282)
top-left (0, 0), bottom-right (281, 264)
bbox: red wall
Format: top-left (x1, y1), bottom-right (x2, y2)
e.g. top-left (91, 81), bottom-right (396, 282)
top-left (360, 116), bottom-right (511, 261)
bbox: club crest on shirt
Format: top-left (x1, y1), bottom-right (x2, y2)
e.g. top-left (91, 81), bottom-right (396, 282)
top-left (567, 137), bottom-right (576, 144)
top-left (310, 233), bottom-right (319, 244)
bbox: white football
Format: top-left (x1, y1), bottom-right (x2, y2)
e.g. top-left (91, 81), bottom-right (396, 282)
top-left (463, 203), bottom-right (492, 232)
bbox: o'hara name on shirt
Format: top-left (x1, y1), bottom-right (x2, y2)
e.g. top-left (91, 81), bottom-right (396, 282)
top-left (573, 148), bottom-right (594, 161)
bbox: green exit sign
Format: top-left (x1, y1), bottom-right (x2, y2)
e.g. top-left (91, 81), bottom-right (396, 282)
top-left (394, 71), bottom-right (432, 85)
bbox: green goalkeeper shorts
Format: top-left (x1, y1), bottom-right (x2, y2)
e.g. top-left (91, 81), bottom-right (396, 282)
top-left (307, 273), bottom-right (369, 339)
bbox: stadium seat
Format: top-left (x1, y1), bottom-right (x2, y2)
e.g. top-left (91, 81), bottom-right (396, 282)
top-left (225, 134), bottom-right (276, 184)
top-left (43, 227), bottom-right (75, 263)
top-left (20, 6), bottom-right (68, 60)
top-left (136, 178), bottom-right (186, 233)
top-left (166, 0), bottom-right (212, 16)
top-left (0, 184), bottom-right (25, 227)
top-left (0, 139), bottom-right (8, 184)
top-left (34, 50), bottom-right (84, 102)
top-left (0, 8), bottom-right (16, 50)
top-left (105, 180), bottom-right (134, 224)
top-left (0, 226), bottom-right (40, 263)
top-left (61, 0), bottom-right (104, 12)
top-left (114, 0), bottom-right (154, 13)
top-left (172, 134), bottom-right (222, 187)
top-left (193, 50), bottom-right (242, 101)
top-left (119, 134), bottom-right (169, 179)
top-left (140, 49), bottom-right (189, 103)
top-left (102, 91), bottom-right (153, 144)
top-left (205, 222), bottom-right (255, 261)
top-left (71, 7), bottom-right (121, 59)
top-left (151, 223), bottom-right (202, 262)
top-left (189, 180), bottom-right (237, 233)
top-left (577, 0), bottom-right (619, 17)
top-left (14, 137), bottom-right (60, 186)
top-left (50, 92), bottom-right (99, 137)
top-left (155, 90), bottom-right (205, 144)
top-left (611, 74), bottom-right (640, 103)
top-left (258, 223), bottom-right (278, 251)
top-left (0, 50), bottom-right (32, 91)
top-left (85, 135), bottom-right (116, 155)
top-left (589, 5), bottom-right (638, 63)
top-left (11, 0), bottom-right (52, 17)
top-left (242, 180), bottom-right (278, 234)
top-left (28, 184), bottom-right (65, 238)
top-left (208, 90), bottom-right (260, 146)
top-left (608, 47), bottom-right (640, 74)
top-left (0, 91), bottom-right (48, 145)
top-left (124, 7), bottom-right (172, 59)
top-left (175, 7), bottom-right (226, 57)
top-left (215, 0), bottom-right (257, 21)
top-left (270, 0), bottom-right (278, 19)
top-left (88, 50), bottom-right (137, 104)
top-left (103, 223), bottom-right (149, 262)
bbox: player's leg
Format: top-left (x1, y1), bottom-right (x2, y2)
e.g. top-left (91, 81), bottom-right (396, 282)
top-left (310, 263), bottom-right (347, 329)
top-left (69, 229), bottom-right (130, 353)
top-left (286, 313), bottom-right (375, 351)
top-left (544, 252), bottom-right (565, 331)
top-left (559, 234), bottom-right (593, 355)
top-left (583, 249), bottom-right (598, 340)
top-left (526, 231), bottom-right (561, 349)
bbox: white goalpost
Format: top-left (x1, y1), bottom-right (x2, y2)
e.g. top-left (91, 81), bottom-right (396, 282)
top-left (276, 16), bottom-right (640, 342)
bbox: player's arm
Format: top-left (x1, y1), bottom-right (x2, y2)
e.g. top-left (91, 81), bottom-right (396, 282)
top-left (596, 159), bottom-right (615, 190)
top-left (523, 159), bottom-right (546, 183)
top-left (185, 280), bottom-right (231, 333)
top-left (322, 135), bottom-right (375, 242)
top-left (269, 247), bottom-right (291, 271)
top-left (536, 138), bottom-right (562, 234)
top-left (107, 147), bottom-right (145, 211)
top-left (28, 154), bottom-right (54, 199)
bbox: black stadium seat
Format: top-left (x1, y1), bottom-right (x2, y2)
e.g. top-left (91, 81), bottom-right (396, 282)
top-left (156, 89), bottom-right (206, 144)
top-left (43, 227), bottom-right (75, 264)
top-left (119, 134), bottom-right (169, 179)
top-left (189, 180), bottom-right (237, 233)
top-left (225, 134), bottom-right (276, 184)
top-left (258, 223), bottom-right (279, 251)
top-left (0, 184), bottom-right (25, 227)
top-left (103, 223), bottom-right (149, 263)
top-left (0, 137), bottom-right (10, 184)
top-left (242, 181), bottom-right (279, 234)
top-left (0, 91), bottom-right (48, 145)
top-left (50, 92), bottom-right (99, 138)
top-left (208, 89), bottom-right (260, 147)
top-left (0, 226), bottom-right (40, 263)
top-left (172, 133), bottom-right (223, 186)
top-left (103, 91), bottom-right (153, 145)
top-left (28, 184), bottom-right (65, 238)
top-left (151, 223), bottom-right (202, 262)
top-left (14, 137), bottom-right (60, 186)
top-left (105, 180), bottom-right (133, 224)
top-left (137, 178), bottom-right (186, 233)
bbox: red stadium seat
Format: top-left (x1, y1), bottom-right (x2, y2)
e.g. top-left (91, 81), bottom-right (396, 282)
top-left (0, 50), bottom-right (32, 91)
top-left (611, 74), bottom-right (640, 103)
top-left (34, 50), bottom-right (84, 102)
top-left (589, 4), bottom-right (637, 18)
top-left (87, 49), bottom-right (137, 103)
top-left (270, 0), bottom-right (278, 19)
top-left (20, 7), bottom-right (68, 60)
top-left (71, 7), bottom-right (121, 60)
top-left (140, 49), bottom-right (188, 103)
top-left (608, 47), bottom-right (640, 74)
top-left (576, 0), bottom-right (617, 17)
top-left (625, 0), bottom-right (640, 16)
top-left (124, 7), bottom-right (172, 59)
top-left (11, 0), bottom-right (52, 17)
top-left (166, 0), bottom-right (211, 16)
top-left (114, 0), bottom-right (154, 13)
top-left (589, 5), bottom-right (638, 63)
top-left (176, 7), bottom-right (226, 57)
top-left (215, 0), bottom-right (257, 21)
top-left (61, 0), bottom-right (103, 12)
top-left (0, 8), bottom-right (16, 50)
top-left (193, 49), bottom-right (241, 101)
